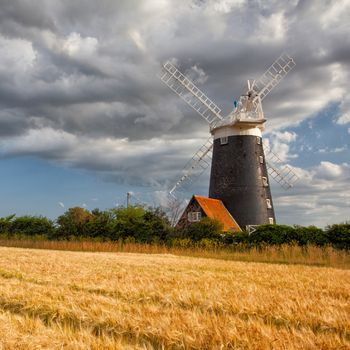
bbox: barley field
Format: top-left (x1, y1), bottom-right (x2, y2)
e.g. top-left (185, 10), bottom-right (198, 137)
top-left (0, 247), bottom-right (349, 349)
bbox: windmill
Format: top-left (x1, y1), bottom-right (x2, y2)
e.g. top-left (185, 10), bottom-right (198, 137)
top-left (159, 54), bottom-right (298, 229)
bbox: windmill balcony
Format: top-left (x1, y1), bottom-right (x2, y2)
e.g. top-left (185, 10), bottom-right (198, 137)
top-left (235, 111), bottom-right (262, 122)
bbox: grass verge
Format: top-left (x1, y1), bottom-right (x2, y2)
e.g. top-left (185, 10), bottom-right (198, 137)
top-left (0, 238), bottom-right (348, 268)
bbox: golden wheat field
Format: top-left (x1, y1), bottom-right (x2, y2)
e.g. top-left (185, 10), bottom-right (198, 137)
top-left (0, 247), bottom-right (349, 350)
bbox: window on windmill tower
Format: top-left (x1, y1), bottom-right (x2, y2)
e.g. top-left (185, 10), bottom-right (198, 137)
top-left (262, 176), bottom-right (268, 187)
top-left (256, 137), bottom-right (261, 144)
top-left (269, 217), bottom-right (274, 224)
top-left (259, 155), bottom-right (264, 164)
top-left (220, 136), bottom-right (228, 145)
top-left (188, 211), bottom-right (202, 222)
top-left (266, 198), bottom-right (272, 208)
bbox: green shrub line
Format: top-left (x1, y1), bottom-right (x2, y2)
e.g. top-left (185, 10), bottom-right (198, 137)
top-left (0, 207), bottom-right (349, 250)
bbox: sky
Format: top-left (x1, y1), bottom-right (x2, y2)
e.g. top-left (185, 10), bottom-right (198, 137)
top-left (0, 0), bottom-right (349, 227)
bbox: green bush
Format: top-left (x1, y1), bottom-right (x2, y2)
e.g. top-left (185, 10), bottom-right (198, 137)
top-left (325, 223), bottom-right (350, 250)
top-left (293, 225), bottom-right (328, 246)
top-left (143, 208), bottom-right (170, 243)
top-left (170, 238), bottom-right (193, 248)
top-left (184, 217), bottom-right (223, 242)
top-left (83, 209), bottom-right (114, 240)
top-left (239, 225), bottom-right (331, 247)
top-left (109, 206), bottom-right (148, 241)
top-left (9, 216), bottom-right (54, 237)
top-left (248, 224), bottom-right (296, 245)
top-left (196, 238), bottom-right (223, 249)
top-left (53, 205), bottom-right (171, 243)
top-left (107, 206), bottom-right (170, 243)
top-left (224, 231), bottom-right (250, 245)
top-left (0, 215), bottom-right (15, 234)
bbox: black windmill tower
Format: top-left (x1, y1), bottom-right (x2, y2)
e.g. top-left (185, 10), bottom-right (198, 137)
top-left (160, 54), bottom-right (298, 230)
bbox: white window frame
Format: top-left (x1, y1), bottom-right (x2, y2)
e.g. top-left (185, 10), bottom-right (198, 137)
top-left (269, 217), bottom-right (274, 224)
top-left (262, 176), bottom-right (268, 187)
top-left (266, 198), bottom-right (272, 209)
top-left (188, 211), bottom-right (202, 222)
top-left (259, 155), bottom-right (264, 164)
top-left (220, 136), bottom-right (228, 145)
top-left (256, 137), bottom-right (261, 145)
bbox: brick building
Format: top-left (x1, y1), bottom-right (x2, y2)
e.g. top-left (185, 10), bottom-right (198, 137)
top-left (176, 195), bottom-right (241, 232)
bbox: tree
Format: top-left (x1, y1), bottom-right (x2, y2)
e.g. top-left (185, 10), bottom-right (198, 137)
top-left (106, 206), bottom-right (171, 243)
top-left (143, 207), bottom-right (171, 243)
top-left (83, 209), bottom-right (114, 240)
top-left (0, 215), bottom-right (15, 234)
top-left (10, 216), bottom-right (54, 237)
top-left (56, 207), bottom-right (92, 239)
top-left (109, 206), bottom-right (147, 241)
top-left (325, 223), bottom-right (350, 250)
top-left (165, 198), bottom-right (186, 227)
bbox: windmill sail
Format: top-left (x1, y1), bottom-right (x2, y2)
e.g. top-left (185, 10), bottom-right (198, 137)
top-left (160, 61), bottom-right (223, 125)
top-left (253, 53), bottom-right (296, 101)
top-left (169, 138), bottom-right (213, 198)
top-left (263, 142), bottom-right (299, 189)
top-left (266, 163), bottom-right (299, 190)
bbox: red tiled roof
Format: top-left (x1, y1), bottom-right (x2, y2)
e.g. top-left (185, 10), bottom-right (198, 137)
top-left (194, 195), bottom-right (241, 232)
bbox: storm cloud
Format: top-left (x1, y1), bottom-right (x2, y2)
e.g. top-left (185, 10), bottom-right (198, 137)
top-left (0, 0), bottom-right (349, 225)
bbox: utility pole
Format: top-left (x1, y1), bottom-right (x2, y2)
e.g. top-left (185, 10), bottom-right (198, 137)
top-left (126, 192), bottom-right (131, 208)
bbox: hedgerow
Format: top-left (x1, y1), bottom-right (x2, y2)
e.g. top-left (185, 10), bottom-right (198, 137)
top-left (0, 207), bottom-right (349, 250)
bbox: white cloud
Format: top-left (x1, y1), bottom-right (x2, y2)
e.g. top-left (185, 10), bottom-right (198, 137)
top-left (267, 131), bottom-right (297, 162)
top-left (1, 128), bottom-right (76, 155)
top-left (211, 0), bottom-right (245, 13)
top-left (256, 12), bottom-right (287, 42)
top-left (320, 0), bottom-right (350, 30)
top-left (333, 67), bottom-right (350, 126)
top-left (62, 32), bottom-right (98, 57)
top-left (267, 62), bottom-right (348, 131)
top-left (315, 161), bottom-right (347, 180)
top-left (274, 161), bottom-right (350, 226)
top-left (128, 30), bottom-right (147, 53)
top-left (0, 127), bottom-right (209, 185)
top-left (0, 36), bottom-right (36, 73)
top-left (333, 147), bottom-right (346, 153)
top-left (317, 146), bottom-right (347, 154)
top-left (185, 64), bottom-right (208, 85)
top-left (337, 112), bottom-right (350, 125)
top-left (271, 131), bottom-right (297, 143)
